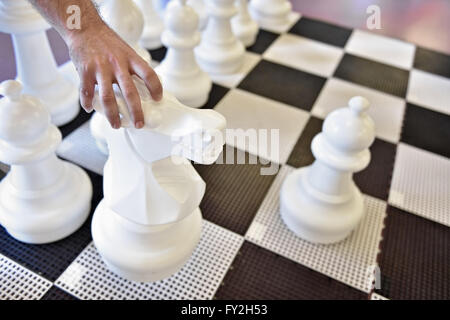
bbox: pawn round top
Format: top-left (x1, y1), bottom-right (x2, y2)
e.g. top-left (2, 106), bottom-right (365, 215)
top-left (165, 0), bottom-right (199, 35)
top-left (0, 80), bottom-right (50, 146)
top-left (322, 96), bottom-right (375, 153)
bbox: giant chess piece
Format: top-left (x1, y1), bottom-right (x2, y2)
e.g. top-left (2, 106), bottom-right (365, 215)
top-left (135, 0), bottom-right (164, 49)
top-left (0, 80), bottom-right (92, 244)
top-left (155, 0), bottom-right (212, 108)
top-left (91, 79), bottom-right (226, 282)
top-left (232, 0), bottom-right (258, 47)
top-left (187, 0), bottom-right (208, 30)
top-left (99, 0), bottom-right (151, 64)
top-left (195, 0), bottom-right (245, 74)
top-left (0, 0), bottom-right (79, 126)
top-left (249, 0), bottom-right (293, 30)
top-left (280, 97), bottom-right (375, 244)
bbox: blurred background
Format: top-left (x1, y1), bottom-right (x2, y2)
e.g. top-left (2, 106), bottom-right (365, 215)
top-left (1, 0), bottom-right (449, 82)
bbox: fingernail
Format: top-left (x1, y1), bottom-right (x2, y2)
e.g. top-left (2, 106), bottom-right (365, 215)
top-left (135, 121), bottom-right (144, 129)
top-left (83, 106), bottom-right (93, 113)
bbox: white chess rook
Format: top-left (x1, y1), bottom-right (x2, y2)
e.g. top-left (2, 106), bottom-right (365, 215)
top-left (195, 0), bottom-right (245, 74)
top-left (135, 0), bottom-right (164, 49)
top-left (0, 0), bottom-right (79, 126)
top-left (280, 97), bottom-right (376, 244)
top-left (249, 0), bottom-right (292, 30)
top-left (0, 80), bottom-right (92, 244)
top-left (91, 80), bottom-right (226, 282)
top-left (155, 0), bottom-right (212, 108)
top-left (232, 0), bottom-right (258, 47)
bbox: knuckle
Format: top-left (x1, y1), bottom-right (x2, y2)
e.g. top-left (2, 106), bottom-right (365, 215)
top-left (101, 93), bottom-right (115, 104)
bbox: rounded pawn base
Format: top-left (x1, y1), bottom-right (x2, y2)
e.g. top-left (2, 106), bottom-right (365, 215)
top-left (0, 162), bottom-right (92, 244)
top-left (279, 167), bottom-right (365, 244)
top-left (249, 1), bottom-right (292, 30)
top-left (90, 112), bottom-right (109, 155)
top-left (92, 201), bottom-right (202, 282)
top-left (195, 41), bottom-right (245, 75)
top-left (232, 20), bottom-right (259, 47)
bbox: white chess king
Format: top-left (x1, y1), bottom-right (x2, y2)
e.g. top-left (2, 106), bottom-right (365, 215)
top-left (0, 80), bottom-right (93, 244)
top-left (280, 97), bottom-right (375, 244)
top-left (91, 79), bottom-right (226, 282)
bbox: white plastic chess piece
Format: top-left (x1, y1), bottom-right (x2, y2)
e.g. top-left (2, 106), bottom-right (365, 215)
top-left (195, 0), bottom-right (245, 74)
top-left (135, 0), bottom-right (164, 49)
top-left (99, 0), bottom-right (152, 64)
top-left (249, 0), bottom-right (292, 30)
top-left (155, 0), bottom-right (212, 108)
top-left (91, 78), bottom-right (226, 282)
top-left (0, 80), bottom-right (93, 244)
top-left (280, 97), bottom-right (376, 244)
top-left (89, 111), bottom-right (110, 155)
top-left (0, 0), bottom-right (79, 126)
top-left (232, 0), bottom-right (258, 47)
top-left (187, 0), bottom-right (208, 30)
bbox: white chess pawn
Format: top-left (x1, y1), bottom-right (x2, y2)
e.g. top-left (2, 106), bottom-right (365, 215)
top-left (195, 0), bottom-right (245, 74)
top-left (187, 0), bottom-right (208, 30)
top-left (232, 0), bottom-right (258, 47)
top-left (91, 79), bottom-right (226, 282)
top-left (280, 97), bottom-right (376, 244)
top-left (155, 0), bottom-right (212, 108)
top-left (0, 80), bottom-right (92, 244)
top-left (0, 0), bottom-right (79, 126)
top-left (135, 0), bottom-right (164, 49)
top-left (249, 0), bottom-right (292, 30)
top-left (99, 0), bottom-right (151, 64)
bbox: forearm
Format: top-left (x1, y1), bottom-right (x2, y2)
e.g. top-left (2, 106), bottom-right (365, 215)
top-left (28, 0), bottom-right (105, 43)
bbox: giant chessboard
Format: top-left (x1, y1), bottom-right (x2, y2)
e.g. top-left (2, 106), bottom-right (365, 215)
top-left (1, 15), bottom-right (449, 300)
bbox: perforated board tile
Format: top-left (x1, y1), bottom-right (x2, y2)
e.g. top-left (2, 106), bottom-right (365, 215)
top-left (258, 11), bottom-right (300, 34)
top-left (388, 143), bottom-right (450, 226)
top-left (57, 121), bottom-right (107, 176)
top-left (263, 33), bottom-right (344, 78)
top-left (413, 46), bottom-right (450, 79)
top-left (247, 29), bottom-right (279, 55)
top-left (311, 77), bottom-right (406, 144)
top-left (376, 206), bottom-right (450, 300)
top-left (345, 30), bottom-right (415, 70)
top-left (214, 88), bottom-right (310, 164)
top-left (193, 145), bottom-right (279, 236)
top-left (0, 254), bottom-right (52, 300)
top-left (334, 54), bottom-right (410, 98)
top-left (406, 69), bottom-right (450, 116)
top-left (41, 285), bottom-right (79, 300)
top-left (370, 293), bottom-right (388, 300)
top-left (214, 241), bottom-right (367, 300)
top-left (55, 221), bottom-right (244, 300)
top-left (245, 165), bottom-right (386, 293)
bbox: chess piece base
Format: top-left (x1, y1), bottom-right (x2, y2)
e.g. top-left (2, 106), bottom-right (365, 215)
top-left (249, 0), bottom-right (292, 30)
top-left (280, 167), bottom-right (365, 244)
top-left (195, 42), bottom-right (245, 75)
top-left (0, 162), bottom-right (92, 244)
top-left (233, 20), bottom-right (258, 47)
top-left (92, 201), bottom-right (202, 282)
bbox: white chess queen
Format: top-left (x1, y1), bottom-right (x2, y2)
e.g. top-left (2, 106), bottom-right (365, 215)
top-left (91, 79), bottom-right (226, 282)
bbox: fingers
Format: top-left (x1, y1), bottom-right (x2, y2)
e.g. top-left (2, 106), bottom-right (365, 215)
top-left (116, 71), bottom-right (144, 129)
top-left (131, 60), bottom-right (163, 102)
top-left (97, 74), bottom-right (121, 129)
top-left (79, 71), bottom-right (95, 113)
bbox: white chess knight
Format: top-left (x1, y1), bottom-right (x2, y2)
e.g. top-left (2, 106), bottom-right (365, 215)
top-left (98, 0), bottom-right (151, 64)
top-left (280, 97), bottom-right (375, 244)
top-left (195, 0), bottom-right (245, 74)
top-left (0, 80), bottom-right (93, 244)
top-left (91, 78), bottom-right (226, 282)
top-left (134, 0), bottom-right (164, 49)
top-left (249, 0), bottom-right (293, 30)
top-left (232, 0), bottom-right (259, 47)
top-left (0, 0), bottom-right (79, 126)
top-left (155, 0), bottom-right (212, 108)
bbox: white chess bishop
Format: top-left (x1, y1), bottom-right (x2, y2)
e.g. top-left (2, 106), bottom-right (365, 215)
top-left (232, 0), bottom-right (259, 47)
top-left (0, 80), bottom-right (93, 244)
top-left (195, 0), bottom-right (245, 74)
top-left (249, 0), bottom-right (293, 30)
top-left (135, 0), bottom-right (164, 49)
top-left (155, 0), bottom-right (212, 108)
top-left (0, 0), bottom-right (79, 126)
top-left (280, 97), bottom-right (375, 244)
top-left (91, 79), bottom-right (226, 282)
